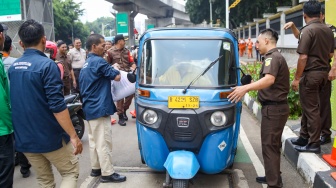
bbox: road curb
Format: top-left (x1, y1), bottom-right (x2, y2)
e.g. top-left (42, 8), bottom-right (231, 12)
top-left (243, 93), bottom-right (336, 187)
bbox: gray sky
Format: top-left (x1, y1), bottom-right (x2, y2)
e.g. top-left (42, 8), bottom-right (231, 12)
top-left (73, 0), bottom-right (185, 23)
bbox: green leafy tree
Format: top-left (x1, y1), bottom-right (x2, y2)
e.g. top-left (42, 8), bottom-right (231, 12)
top-left (85, 17), bottom-right (116, 37)
top-left (53, 0), bottom-right (90, 44)
top-left (185, 0), bottom-right (292, 28)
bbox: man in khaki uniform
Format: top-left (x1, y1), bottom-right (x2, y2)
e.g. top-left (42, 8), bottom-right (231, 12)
top-left (56, 41), bottom-right (76, 95)
top-left (290, 1), bottom-right (334, 153)
top-left (107, 34), bottom-right (136, 126)
top-left (228, 28), bottom-right (289, 188)
top-left (284, 5), bottom-right (336, 145)
top-left (67, 38), bottom-right (86, 94)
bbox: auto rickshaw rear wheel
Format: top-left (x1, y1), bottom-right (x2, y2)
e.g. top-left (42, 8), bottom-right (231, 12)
top-left (172, 179), bottom-right (189, 188)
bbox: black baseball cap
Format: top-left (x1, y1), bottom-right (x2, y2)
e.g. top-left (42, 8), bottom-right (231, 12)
top-left (0, 23), bottom-right (8, 32)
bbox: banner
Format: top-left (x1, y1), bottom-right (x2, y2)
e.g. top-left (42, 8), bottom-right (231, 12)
top-left (327, 0), bottom-right (336, 130)
top-left (116, 12), bottom-right (129, 36)
top-left (0, 0), bottom-right (22, 22)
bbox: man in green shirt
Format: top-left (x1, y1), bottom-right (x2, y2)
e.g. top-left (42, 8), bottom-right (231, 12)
top-left (0, 23), bottom-right (14, 187)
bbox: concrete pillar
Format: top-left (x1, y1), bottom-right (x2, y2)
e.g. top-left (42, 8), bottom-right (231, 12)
top-left (242, 27), bottom-right (245, 39)
top-left (277, 7), bottom-right (291, 47)
top-left (263, 13), bottom-right (274, 29)
top-left (238, 28), bottom-right (241, 39)
top-left (247, 22), bottom-right (253, 39)
top-left (280, 12), bottom-right (286, 46)
top-left (253, 18), bottom-right (262, 37)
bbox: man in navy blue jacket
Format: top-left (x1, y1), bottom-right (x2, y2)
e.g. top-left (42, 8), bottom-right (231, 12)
top-left (8, 19), bottom-right (83, 188)
top-left (79, 34), bottom-right (126, 183)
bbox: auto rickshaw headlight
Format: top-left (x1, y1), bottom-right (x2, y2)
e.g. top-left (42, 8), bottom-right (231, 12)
top-left (143, 109), bottom-right (158, 125)
top-left (210, 111), bottom-right (226, 126)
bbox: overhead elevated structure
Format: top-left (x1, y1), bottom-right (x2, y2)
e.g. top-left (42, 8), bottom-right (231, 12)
top-left (106, 0), bottom-right (190, 27)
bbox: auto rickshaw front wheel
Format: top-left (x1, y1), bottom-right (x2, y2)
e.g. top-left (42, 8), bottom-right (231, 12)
top-left (172, 179), bottom-right (189, 188)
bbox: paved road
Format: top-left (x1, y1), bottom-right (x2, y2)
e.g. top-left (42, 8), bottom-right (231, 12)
top-left (13, 106), bottom-right (308, 188)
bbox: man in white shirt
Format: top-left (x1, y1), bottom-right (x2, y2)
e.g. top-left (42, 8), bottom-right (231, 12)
top-left (67, 38), bottom-right (86, 94)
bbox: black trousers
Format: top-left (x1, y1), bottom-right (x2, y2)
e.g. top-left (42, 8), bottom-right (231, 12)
top-left (16, 152), bottom-right (31, 174)
top-left (0, 133), bottom-right (14, 188)
top-left (72, 68), bottom-right (81, 94)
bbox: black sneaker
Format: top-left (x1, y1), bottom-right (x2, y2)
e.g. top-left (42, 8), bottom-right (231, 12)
top-left (118, 115), bottom-right (126, 126)
top-left (100, 173), bottom-right (126, 183)
top-left (21, 169), bottom-right (31, 178)
top-left (123, 112), bottom-right (128, 121)
top-left (90, 169), bottom-right (102, 177)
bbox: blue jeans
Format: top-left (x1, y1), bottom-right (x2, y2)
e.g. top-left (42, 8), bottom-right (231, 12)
top-left (0, 133), bottom-right (15, 188)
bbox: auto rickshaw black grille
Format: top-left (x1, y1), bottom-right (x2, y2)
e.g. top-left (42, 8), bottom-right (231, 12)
top-left (174, 131), bottom-right (192, 141)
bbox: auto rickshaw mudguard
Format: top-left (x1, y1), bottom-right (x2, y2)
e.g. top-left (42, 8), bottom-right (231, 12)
top-left (137, 124), bottom-right (169, 171)
top-left (164, 151), bottom-right (200, 179)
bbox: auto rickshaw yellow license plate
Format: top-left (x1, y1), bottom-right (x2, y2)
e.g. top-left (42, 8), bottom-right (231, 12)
top-left (168, 96), bottom-right (199, 109)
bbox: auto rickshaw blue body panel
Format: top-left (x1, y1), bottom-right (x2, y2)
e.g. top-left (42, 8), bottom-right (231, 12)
top-left (135, 28), bottom-right (242, 177)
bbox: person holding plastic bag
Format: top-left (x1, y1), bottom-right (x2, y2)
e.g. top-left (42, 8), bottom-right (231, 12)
top-left (107, 34), bottom-right (136, 126)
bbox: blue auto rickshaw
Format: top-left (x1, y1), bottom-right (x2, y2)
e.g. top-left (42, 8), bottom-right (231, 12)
top-left (135, 28), bottom-right (249, 188)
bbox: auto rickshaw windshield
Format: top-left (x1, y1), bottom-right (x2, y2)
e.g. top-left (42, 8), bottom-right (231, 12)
top-left (139, 39), bottom-right (237, 87)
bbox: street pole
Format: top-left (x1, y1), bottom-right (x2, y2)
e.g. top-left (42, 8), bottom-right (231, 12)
top-left (209, 0), bottom-right (213, 27)
top-left (71, 24), bottom-right (74, 42)
top-left (101, 23), bottom-right (104, 36)
top-left (226, 0), bottom-right (229, 29)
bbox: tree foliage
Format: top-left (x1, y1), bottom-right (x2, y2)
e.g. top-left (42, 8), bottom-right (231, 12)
top-left (85, 17), bottom-right (116, 37)
top-left (185, 0), bottom-right (293, 28)
top-left (53, 0), bottom-right (90, 44)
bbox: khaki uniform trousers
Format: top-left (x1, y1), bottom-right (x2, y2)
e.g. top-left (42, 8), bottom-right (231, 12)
top-left (87, 116), bottom-right (115, 176)
top-left (116, 94), bottom-right (134, 115)
top-left (261, 104), bottom-right (289, 188)
top-left (24, 140), bottom-right (79, 188)
top-left (299, 71), bottom-right (328, 144)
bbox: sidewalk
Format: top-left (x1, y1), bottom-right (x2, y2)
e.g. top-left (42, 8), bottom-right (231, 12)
top-left (243, 90), bottom-right (336, 188)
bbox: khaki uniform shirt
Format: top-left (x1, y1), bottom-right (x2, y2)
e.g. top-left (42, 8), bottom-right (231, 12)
top-left (297, 20), bottom-right (335, 71)
top-left (258, 48), bottom-right (289, 103)
top-left (56, 52), bottom-right (72, 79)
top-left (67, 48), bottom-right (86, 69)
top-left (107, 46), bottom-right (134, 72)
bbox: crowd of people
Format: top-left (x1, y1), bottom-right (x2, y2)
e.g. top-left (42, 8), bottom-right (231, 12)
top-left (0, 18), bottom-right (138, 187)
top-left (239, 37), bottom-right (262, 61)
top-left (229, 1), bottom-right (336, 188)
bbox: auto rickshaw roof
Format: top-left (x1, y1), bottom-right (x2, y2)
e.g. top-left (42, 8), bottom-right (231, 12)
top-left (139, 27), bottom-right (237, 42)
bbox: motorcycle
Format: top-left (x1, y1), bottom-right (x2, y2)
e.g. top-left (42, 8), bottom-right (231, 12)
top-left (64, 94), bottom-right (85, 139)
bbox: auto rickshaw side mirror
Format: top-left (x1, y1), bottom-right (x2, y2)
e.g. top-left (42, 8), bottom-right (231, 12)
top-left (241, 74), bottom-right (252, 85)
top-left (237, 67), bottom-right (252, 85)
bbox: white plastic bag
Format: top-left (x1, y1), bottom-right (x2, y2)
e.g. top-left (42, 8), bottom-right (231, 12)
top-left (111, 70), bottom-right (136, 101)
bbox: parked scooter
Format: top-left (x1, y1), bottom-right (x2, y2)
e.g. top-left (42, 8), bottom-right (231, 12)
top-left (64, 94), bottom-right (85, 139)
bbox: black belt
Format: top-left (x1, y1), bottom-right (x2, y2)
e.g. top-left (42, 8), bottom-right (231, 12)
top-left (260, 100), bottom-right (287, 106)
top-left (303, 68), bottom-right (329, 72)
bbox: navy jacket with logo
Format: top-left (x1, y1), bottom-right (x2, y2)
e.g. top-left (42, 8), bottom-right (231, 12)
top-left (79, 53), bottom-right (120, 121)
top-left (8, 49), bottom-right (68, 153)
